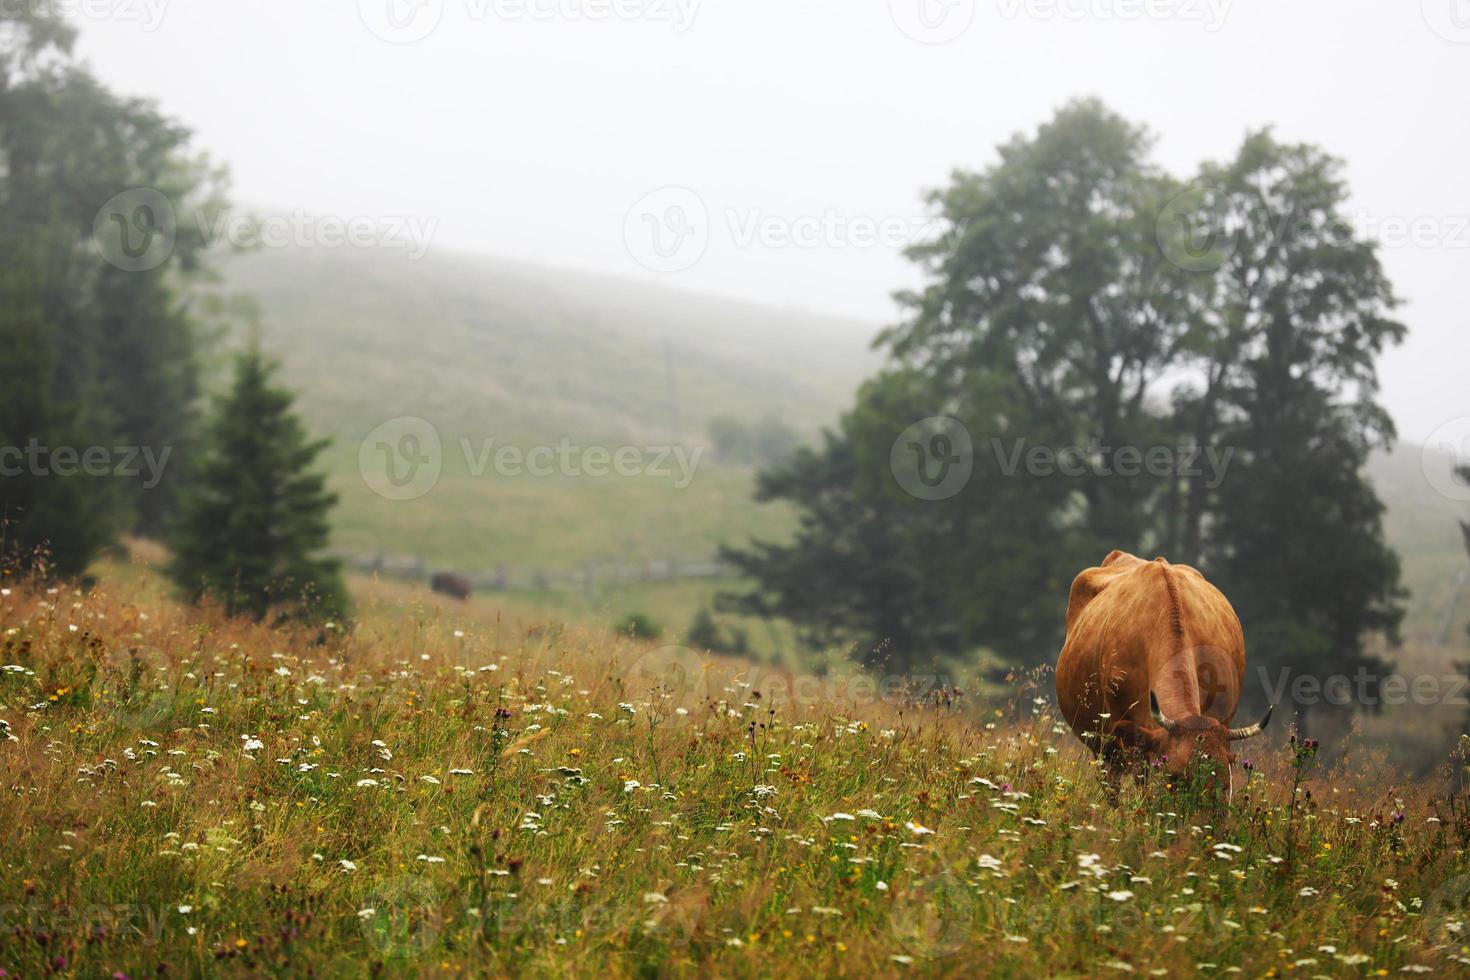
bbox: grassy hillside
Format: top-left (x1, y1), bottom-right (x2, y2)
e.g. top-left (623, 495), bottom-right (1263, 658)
top-left (218, 246), bottom-right (877, 644)
top-left (2, 574), bottom-right (1467, 977)
top-left (217, 246), bottom-right (1470, 673)
top-left (1368, 442), bottom-right (1470, 646)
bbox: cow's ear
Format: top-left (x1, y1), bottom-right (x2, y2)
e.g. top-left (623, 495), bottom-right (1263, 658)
top-left (1111, 720), bottom-right (1165, 752)
top-left (1101, 550), bottom-right (1142, 568)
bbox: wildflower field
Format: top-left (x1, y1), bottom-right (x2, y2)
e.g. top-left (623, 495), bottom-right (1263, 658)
top-left (1, 578), bottom-right (1468, 978)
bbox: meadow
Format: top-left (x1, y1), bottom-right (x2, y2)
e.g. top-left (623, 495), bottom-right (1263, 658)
top-left (2, 569), bottom-right (1469, 977)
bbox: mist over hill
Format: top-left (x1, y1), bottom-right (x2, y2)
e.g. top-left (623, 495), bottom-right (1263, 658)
top-left (219, 244), bottom-right (1468, 649)
top-left (223, 245), bottom-right (880, 448)
top-left (218, 245), bottom-right (878, 574)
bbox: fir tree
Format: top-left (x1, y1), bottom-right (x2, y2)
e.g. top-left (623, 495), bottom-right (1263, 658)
top-left (686, 607), bottom-right (723, 652)
top-left (169, 346), bottom-right (346, 624)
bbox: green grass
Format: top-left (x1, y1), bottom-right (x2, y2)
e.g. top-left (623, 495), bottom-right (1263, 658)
top-left (211, 245), bottom-right (1470, 772)
top-left (319, 444), bottom-right (795, 572)
top-left (2, 572), bottom-right (1468, 977)
top-left (219, 247), bottom-right (1469, 650)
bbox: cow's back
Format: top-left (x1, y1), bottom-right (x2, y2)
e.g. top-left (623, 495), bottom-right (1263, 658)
top-left (1055, 551), bottom-right (1244, 745)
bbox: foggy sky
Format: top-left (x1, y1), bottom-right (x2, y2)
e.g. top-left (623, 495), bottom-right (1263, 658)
top-left (71, 0), bottom-right (1468, 444)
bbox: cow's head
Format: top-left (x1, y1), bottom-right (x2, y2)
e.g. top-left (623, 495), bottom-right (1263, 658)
top-left (1140, 696), bottom-right (1270, 799)
top-left (1117, 697), bottom-right (1274, 796)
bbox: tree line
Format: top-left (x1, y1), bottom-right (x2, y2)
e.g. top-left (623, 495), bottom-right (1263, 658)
top-left (721, 100), bottom-right (1408, 729)
top-left (0, 9), bottom-right (344, 622)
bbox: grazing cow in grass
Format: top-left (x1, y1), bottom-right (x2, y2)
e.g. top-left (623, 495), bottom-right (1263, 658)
top-left (430, 572), bottom-right (471, 601)
top-left (1055, 550), bottom-right (1272, 795)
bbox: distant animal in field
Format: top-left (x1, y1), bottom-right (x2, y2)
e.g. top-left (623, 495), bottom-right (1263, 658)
top-left (1054, 550), bottom-right (1272, 796)
top-left (430, 572), bottom-right (471, 601)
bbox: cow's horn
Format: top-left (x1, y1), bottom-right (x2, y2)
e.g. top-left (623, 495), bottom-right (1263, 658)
top-left (1149, 692), bottom-right (1181, 733)
top-left (1228, 704), bottom-right (1275, 741)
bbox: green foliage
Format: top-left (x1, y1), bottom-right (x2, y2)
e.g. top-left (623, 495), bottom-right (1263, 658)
top-left (0, 269), bottom-right (121, 577)
top-left (685, 606), bottom-right (749, 655)
top-left (685, 607), bottom-right (722, 651)
top-left (615, 611), bottom-right (662, 640)
top-left (706, 414), bottom-right (803, 468)
top-left (724, 100), bottom-right (1406, 695)
top-left (0, 7), bottom-right (231, 572)
top-left (0, 580), bottom-right (1461, 976)
top-left (168, 347), bottom-right (346, 624)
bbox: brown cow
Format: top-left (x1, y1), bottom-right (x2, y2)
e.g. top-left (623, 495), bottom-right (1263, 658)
top-left (1055, 550), bottom-right (1272, 794)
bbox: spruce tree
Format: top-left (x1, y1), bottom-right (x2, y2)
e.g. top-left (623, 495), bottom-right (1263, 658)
top-left (169, 346), bottom-right (346, 624)
top-left (686, 607), bottom-right (723, 652)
